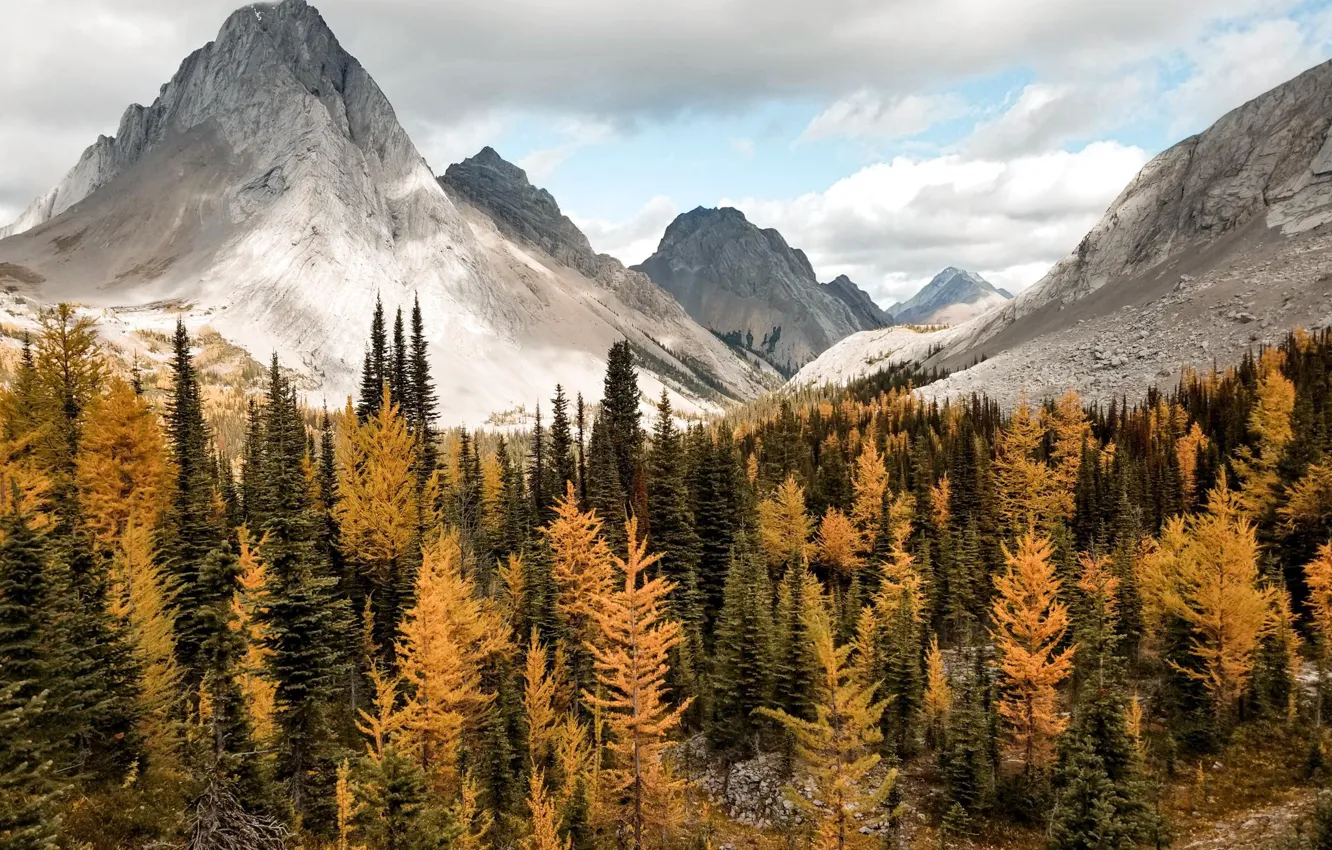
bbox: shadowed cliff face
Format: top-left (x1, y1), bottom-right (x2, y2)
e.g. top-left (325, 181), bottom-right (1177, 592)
top-left (633, 206), bottom-right (881, 372)
top-left (0, 0), bottom-right (776, 421)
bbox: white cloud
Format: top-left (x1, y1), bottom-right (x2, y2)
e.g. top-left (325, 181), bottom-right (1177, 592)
top-left (572, 195), bottom-right (679, 267)
top-left (517, 118), bottom-right (616, 180)
top-left (801, 91), bottom-right (968, 142)
top-left (963, 76), bottom-right (1150, 158)
top-left (731, 137), bottom-right (755, 158)
top-left (1167, 18), bottom-right (1330, 135)
top-left (411, 112), bottom-right (515, 173)
top-left (0, 0), bottom-right (1309, 211)
top-left (722, 141), bottom-right (1150, 305)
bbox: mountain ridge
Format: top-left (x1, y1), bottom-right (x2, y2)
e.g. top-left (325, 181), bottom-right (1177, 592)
top-left (633, 206), bottom-right (880, 374)
top-left (888, 266), bottom-right (1012, 326)
top-left (0, 0), bottom-right (774, 422)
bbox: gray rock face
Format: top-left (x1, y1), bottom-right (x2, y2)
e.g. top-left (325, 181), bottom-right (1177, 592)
top-left (888, 267), bottom-right (1011, 326)
top-left (0, 0), bottom-right (774, 421)
top-left (942, 57), bottom-right (1332, 362)
top-left (633, 207), bottom-right (873, 374)
top-left (821, 275), bottom-right (891, 329)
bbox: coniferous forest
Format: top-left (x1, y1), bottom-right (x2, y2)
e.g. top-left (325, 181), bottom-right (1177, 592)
top-left (4, 300), bottom-right (1332, 850)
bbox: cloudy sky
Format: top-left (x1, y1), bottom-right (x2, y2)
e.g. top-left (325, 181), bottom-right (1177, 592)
top-left (4, 0), bottom-right (1332, 305)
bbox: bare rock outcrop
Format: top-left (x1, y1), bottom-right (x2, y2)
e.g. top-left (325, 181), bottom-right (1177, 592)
top-left (634, 207), bottom-right (878, 374)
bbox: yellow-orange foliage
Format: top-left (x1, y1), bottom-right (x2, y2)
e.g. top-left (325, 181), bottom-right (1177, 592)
top-left (545, 482), bottom-right (614, 648)
top-left (930, 475), bottom-right (951, 530)
top-left (524, 631), bottom-right (563, 769)
top-left (335, 394), bottom-right (419, 582)
top-left (815, 508), bottom-right (865, 575)
top-left (586, 517), bottom-right (691, 849)
top-left (396, 532), bottom-right (509, 794)
top-left (1306, 543), bottom-right (1332, 661)
top-left (1282, 464), bottom-right (1332, 530)
top-left (758, 476), bottom-right (813, 567)
top-left (1234, 352), bottom-right (1295, 517)
top-left (232, 526), bottom-right (276, 742)
top-left (523, 769), bottom-right (571, 850)
top-left (758, 604), bottom-right (895, 850)
top-left (357, 667), bottom-right (408, 762)
top-left (111, 522), bottom-right (182, 763)
top-left (851, 441), bottom-right (888, 545)
top-left (994, 400), bottom-right (1058, 537)
top-left (1176, 422), bottom-right (1210, 506)
top-left (0, 426), bottom-right (50, 535)
top-left (76, 377), bottom-right (169, 549)
top-left (922, 635), bottom-right (951, 727)
top-left (991, 533), bottom-right (1076, 772)
top-left (1049, 391), bottom-right (1089, 510)
top-left (1139, 477), bottom-right (1273, 717)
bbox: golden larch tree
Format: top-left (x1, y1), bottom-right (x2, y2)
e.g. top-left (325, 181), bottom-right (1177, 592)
top-left (75, 376), bottom-right (170, 550)
top-left (523, 769), bottom-right (571, 850)
top-left (1139, 476), bottom-right (1273, 718)
top-left (923, 634), bottom-right (952, 730)
top-left (759, 603), bottom-right (896, 850)
top-left (1233, 350), bottom-right (1295, 518)
top-left (1049, 390), bottom-right (1089, 516)
top-left (1305, 542), bottom-right (1332, 725)
top-left (545, 482), bottom-right (615, 650)
top-left (815, 507), bottom-right (865, 575)
top-left (991, 533), bottom-right (1076, 772)
top-left (851, 441), bottom-right (888, 546)
top-left (232, 526), bottom-right (276, 742)
top-left (524, 630), bottom-right (562, 770)
top-left (112, 521), bottom-right (182, 765)
top-left (586, 516), bottom-right (691, 850)
top-left (396, 532), bottom-right (509, 795)
top-left (759, 475), bottom-right (813, 567)
top-left (1176, 421), bottom-right (1210, 507)
top-left (335, 393), bottom-right (419, 586)
top-left (993, 400), bottom-right (1058, 537)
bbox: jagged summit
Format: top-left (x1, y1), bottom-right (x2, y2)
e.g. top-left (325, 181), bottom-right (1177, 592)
top-left (633, 206), bottom-right (878, 373)
top-left (0, 0), bottom-right (772, 421)
top-left (441, 146), bottom-right (598, 274)
top-left (822, 275), bottom-right (891, 329)
top-left (888, 267), bottom-right (1011, 326)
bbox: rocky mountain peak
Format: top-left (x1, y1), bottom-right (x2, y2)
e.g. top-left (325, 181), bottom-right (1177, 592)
top-left (889, 267), bottom-right (1012, 326)
top-left (440, 147), bottom-right (596, 270)
top-left (822, 274), bottom-right (891, 329)
top-left (633, 207), bottom-right (880, 372)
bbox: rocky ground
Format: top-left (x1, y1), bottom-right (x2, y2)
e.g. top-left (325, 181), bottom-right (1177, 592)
top-left (916, 225), bottom-right (1332, 408)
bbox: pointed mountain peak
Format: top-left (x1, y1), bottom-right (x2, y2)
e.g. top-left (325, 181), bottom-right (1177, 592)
top-left (889, 266), bottom-right (1011, 326)
top-left (441, 146), bottom-right (598, 269)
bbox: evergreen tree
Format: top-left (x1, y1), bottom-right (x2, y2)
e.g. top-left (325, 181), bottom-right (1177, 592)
top-left (712, 538), bottom-right (774, 752)
top-left (0, 683), bottom-right (59, 850)
top-left (646, 391), bottom-right (701, 623)
top-left (600, 341), bottom-right (643, 506)
top-left (254, 355), bottom-right (349, 822)
top-left (549, 386), bottom-right (576, 498)
top-left (390, 308), bottom-right (408, 409)
top-left (358, 296), bottom-right (388, 421)
top-left (406, 296), bottom-right (439, 478)
top-left (163, 320), bottom-right (226, 694)
top-left (574, 394), bottom-right (588, 510)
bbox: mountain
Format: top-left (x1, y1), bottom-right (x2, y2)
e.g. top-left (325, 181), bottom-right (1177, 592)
top-left (0, 0), bottom-right (773, 422)
top-left (791, 59), bottom-right (1332, 405)
top-left (633, 207), bottom-right (880, 375)
top-left (821, 275), bottom-right (891, 329)
top-left (887, 267), bottom-right (1012, 326)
